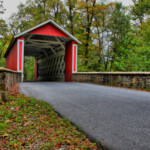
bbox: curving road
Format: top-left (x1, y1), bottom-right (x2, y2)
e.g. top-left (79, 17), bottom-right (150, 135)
top-left (19, 82), bottom-right (150, 150)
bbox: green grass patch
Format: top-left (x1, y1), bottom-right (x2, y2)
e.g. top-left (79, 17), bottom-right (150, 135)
top-left (0, 93), bottom-right (104, 150)
top-left (143, 88), bottom-right (150, 92)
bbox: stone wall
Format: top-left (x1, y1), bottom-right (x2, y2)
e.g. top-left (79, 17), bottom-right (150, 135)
top-left (72, 72), bottom-right (150, 89)
top-left (0, 68), bottom-right (22, 102)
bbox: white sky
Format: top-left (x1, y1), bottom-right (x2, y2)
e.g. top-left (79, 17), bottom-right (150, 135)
top-left (1, 0), bottom-right (133, 20)
top-left (1, 0), bottom-right (26, 20)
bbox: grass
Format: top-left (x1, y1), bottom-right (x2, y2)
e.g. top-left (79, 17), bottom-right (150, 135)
top-left (106, 84), bottom-right (150, 92)
top-left (0, 85), bottom-right (104, 150)
top-left (143, 88), bottom-right (150, 92)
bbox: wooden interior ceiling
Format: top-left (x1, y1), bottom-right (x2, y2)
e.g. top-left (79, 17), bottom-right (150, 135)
top-left (24, 33), bottom-right (72, 58)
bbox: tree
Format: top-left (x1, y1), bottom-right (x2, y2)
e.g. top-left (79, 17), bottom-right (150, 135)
top-left (9, 0), bottom-right (48, 35)
top-left (65, 0), bottom-right (77, 35)
top-left (24, 57), bottom-right (35, 80)
top-left (0, 19), bottom-right (11, 67)
top-left (93, 2), bottom-right (114, 71)
top-left (47, 0), bottom-right (68, 27)
top-left (133, 19), bottom-right (150, 71)
top-left (107, 2), bottom-right (131, 71)
top-left (77, 0), bottom-right (96, 65)
top-left (0, 0), bottom-right (6, 14)
top-left (132, 0), bottom-right (150, 25)
top-left (2, 0), bottom-right (149, 73)
top-left (9, 0), bottom-right (68, 35)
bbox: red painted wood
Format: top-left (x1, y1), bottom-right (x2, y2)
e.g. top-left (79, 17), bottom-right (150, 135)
top-left (6, 41), bottom-right (18, 71)
top-left (72, 41), bottom-right (77, 44)
top-left (34, 59), bottom-right (37, 80)
top-left (65, 41), bottom-right (73, 82)
top-left (74, 46), bottom-right (76, 72)
top-left (29, 23), bottom-right (68, 37)
top-left (6, 36), bottom-right (24, 72)
top-left (19, 42), bottom-right (23, 71)
top-left (18, 36), bottom-right (24, 40)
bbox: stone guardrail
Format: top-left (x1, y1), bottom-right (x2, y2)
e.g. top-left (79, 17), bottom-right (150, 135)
top-left (0, 68), bottom-right (22, 102)
top-left (72, 72), bottom-right (150, 89)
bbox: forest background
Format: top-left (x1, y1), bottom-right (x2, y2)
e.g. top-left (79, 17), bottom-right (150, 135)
top-left (0, 0), bottom-right (150, 80)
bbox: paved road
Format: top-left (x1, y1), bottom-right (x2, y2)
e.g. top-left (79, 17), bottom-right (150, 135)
top-left (19, 82), bottom-right (150, 150)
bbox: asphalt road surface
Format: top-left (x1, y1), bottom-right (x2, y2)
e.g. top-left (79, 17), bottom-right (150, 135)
top-left (19, 82), bottom-right (150, 150)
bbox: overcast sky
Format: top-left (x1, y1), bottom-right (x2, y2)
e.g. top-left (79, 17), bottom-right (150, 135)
top-left (1, 0), bottom-right (133, 20)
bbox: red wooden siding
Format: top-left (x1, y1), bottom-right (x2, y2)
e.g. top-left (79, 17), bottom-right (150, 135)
top-left (29, 23), bottom-right (68, 37)
top-left (65, 41), bottom-right (73, 82)
top-left (65, 41), bottom-right (78, 81)
top-left (18, 36), bottom-right (24, 40)
top-left (6, 41), bottom-right (18, 71)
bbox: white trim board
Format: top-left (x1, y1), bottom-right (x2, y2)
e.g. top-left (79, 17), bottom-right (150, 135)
top-left (17, 40), bottom-right (24, 73)
top-left (72, 44), bottom-right (77, 73)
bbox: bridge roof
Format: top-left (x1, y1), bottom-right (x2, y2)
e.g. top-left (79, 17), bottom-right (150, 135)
top-left (4, 19), bottom-right (81, 57)
top-left (14, 20), bottom-right (81, 44)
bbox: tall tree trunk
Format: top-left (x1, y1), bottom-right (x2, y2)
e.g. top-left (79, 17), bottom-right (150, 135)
top-left (68, 0), bottom-right (74, 35)
top-left (95, 18), bottom-right (103, 66)
top-left (84, 0), bottom-right (96, 65)
top-left (85, 25), bottom-right (90, 65)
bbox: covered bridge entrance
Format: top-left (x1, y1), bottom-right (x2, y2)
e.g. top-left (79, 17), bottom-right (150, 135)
top-left (4, 20), bottom-right (81, 82)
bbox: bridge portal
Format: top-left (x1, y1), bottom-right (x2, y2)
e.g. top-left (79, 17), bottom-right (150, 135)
top-left (4, 20), bottom-right (81, 82)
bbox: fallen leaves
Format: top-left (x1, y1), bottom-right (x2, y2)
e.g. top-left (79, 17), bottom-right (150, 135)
top-left (10, 101), bottom-right (15, 104)
top-left (2, 134), bottom-right (9, 138)
top-left (66, 140), bottom-right (71, 144)
top-left (21, 142), bottom-right (26, 146)
top-left (12, 143), bottom-right (18, 147)
top-left (15, 106), bottom-right (20, 111)
top-left (10, 84), bottom-right (20, 97)
top-left (56, 143), bottom-right (62, 148)
top-left (5, 119), bottom-right (10, 123)
top-left (0, 88), bottom-right (103, 150)
top-left (24, 121), bottom-right (32, 126)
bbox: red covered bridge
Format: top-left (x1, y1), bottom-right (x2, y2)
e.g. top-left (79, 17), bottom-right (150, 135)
top-left (4, 20), bottom-right (81, 82)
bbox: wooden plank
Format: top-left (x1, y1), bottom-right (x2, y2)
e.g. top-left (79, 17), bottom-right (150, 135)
top-left (55, 37), bottom-right (65, 50)
top-left (25, 34), bottom-right (33, 44)
top-left (25, 44), bottom-right (53, 49)
top-left (49, 46), bottom-right (56, 55)
top-left (37, 49), bottom-right (65, 60)
top-left (26, 39), bottom-right (65, 45)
